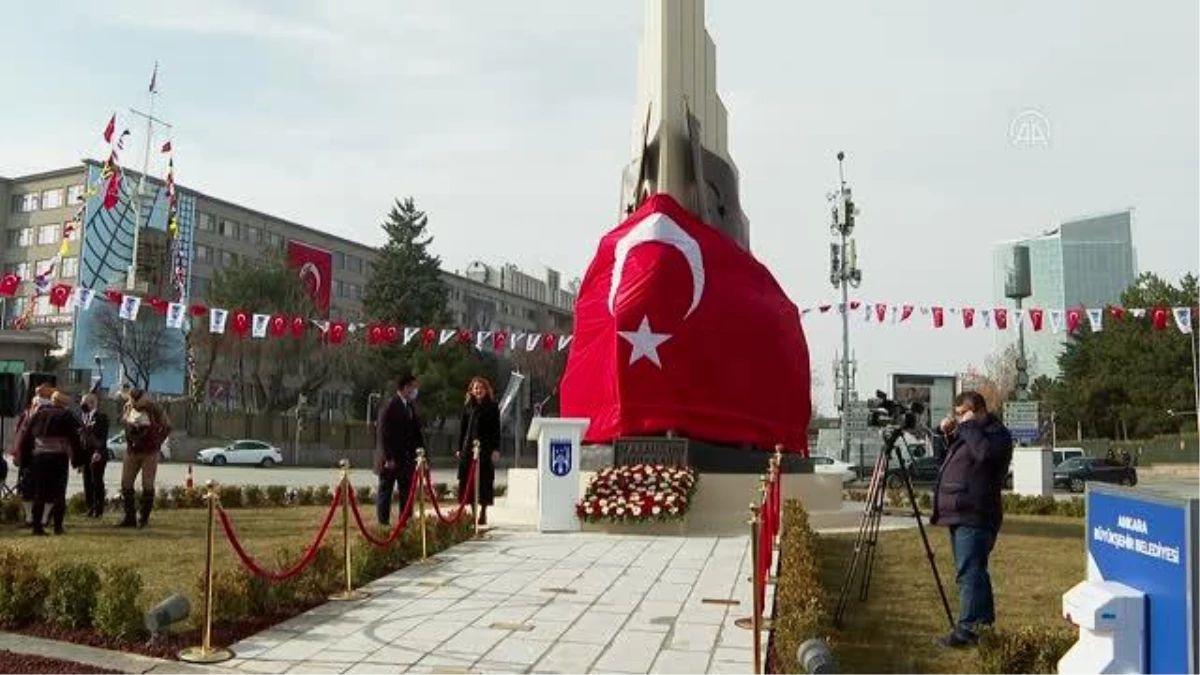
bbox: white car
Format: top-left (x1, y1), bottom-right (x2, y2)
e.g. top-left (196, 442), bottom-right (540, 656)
top-left (197, 440), bottom-right (284, 467)
top-left (108, 433), bottom-right (172, 462)
top-left (811, 455), bottom-right (858, 483)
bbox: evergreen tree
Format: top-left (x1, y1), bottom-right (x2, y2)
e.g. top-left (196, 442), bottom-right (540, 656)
top-left (363, 198), bottom-right (447, 324)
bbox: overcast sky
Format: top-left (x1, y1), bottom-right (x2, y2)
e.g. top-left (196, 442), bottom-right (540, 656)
top-left (3, 1), bottom-right (1197, 413)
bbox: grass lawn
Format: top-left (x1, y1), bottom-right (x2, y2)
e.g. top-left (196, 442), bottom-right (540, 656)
top-left (0, 506), bottom-right (345, 630)
top-left (817, 516), bottom-right (1085, 674)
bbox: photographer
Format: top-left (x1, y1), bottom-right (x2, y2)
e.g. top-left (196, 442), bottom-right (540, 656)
top-left (930, 391), bottom-right (1013, 648)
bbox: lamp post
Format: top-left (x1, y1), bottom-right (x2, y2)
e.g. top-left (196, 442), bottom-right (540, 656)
top-left (828, 152), bottom-right (862, 462)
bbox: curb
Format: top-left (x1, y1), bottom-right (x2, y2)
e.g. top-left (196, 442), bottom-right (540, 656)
top-left (0, 632), bottom-right (236, 674)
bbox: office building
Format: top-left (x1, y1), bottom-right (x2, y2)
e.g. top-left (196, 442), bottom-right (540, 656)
top-left (1, 161), bottom-right (576, 397)
top-left (993, 210), bottom-right (1137, 379)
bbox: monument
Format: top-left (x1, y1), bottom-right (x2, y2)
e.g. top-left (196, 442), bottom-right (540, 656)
top-left (559, 0), bottom-right (813, 473)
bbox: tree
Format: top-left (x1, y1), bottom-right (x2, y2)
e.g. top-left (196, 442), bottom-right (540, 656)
top-left (362, 198), bottom-right (447, 324)
top-left (510, 349), bottom-right (568, 416)
top-left (91, 305), bottom-right (177, 391)
top-left (191, 253), bottom-right (341, 412)
top-left (960, 343), bottom-right (1033, 412)
top-left (1047, 272), bottom-right (1198, 438)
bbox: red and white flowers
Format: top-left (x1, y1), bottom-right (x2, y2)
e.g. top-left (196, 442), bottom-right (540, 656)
top-left (576, 464), bottom-right (698, 523)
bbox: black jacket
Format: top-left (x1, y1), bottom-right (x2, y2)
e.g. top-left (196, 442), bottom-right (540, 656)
top-left (459, 398), bottom-right (501, 455)
top-left (374, 395), bottom-right (424, 474)
top-left (15, 405), bottom-right (85, 468)
top-left (82, 410), bottom-right (110, 460)
top-left (930, 414), bottom-right (1013, 532)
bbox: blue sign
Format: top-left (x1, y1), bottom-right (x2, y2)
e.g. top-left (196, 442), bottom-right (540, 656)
top-left (1011, 428), bottom-right (1041, 443)
top-left (1087, 485), bottom-right (1197, 674)
top-left (549, 439), bottom-right (572, 477)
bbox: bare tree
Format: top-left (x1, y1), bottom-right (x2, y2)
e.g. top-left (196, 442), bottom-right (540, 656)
top-left (90, 305), bottom-right (178, 391)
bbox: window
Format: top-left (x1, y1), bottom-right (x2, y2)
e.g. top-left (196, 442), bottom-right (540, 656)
top-left (40, 189), bottom-right (63, 210)
top-left (37, 224), bottom-right (58, 246)
top-left (333, 251), bottom-right (345, 270)
top-left (67, 184), bottom-right (85, 204)
top-left (13, 193), bottom-right (39, 212)
top-left (192, 277), bottom-right (210, 298)
top-left (219, 250), bottom-right (236, 268)
top-left (60, 256), bottom-right (78, 278)
top-left (335, 280), bottom-right (345, 298)
top-left (7, 228), bottom-right (32, 248)
top-left (4, 262), bottom-right (30, 279)
top-left (219, 220), bottom-right (238, 238)
top-left (34, 295), bottom-right (52, 316)
top-left (54, 329), bottom-right (73, 349)
top-left (241, 225), bottom-right (260, 243)
top-left (198, 212), bottom-right (215, 232)
top-left (195, 244), bottom-right (212, 264)
top-left (346, 255), bottom-right (363, 274)
top-left (6, 297), bottom-right (27, 320)
top-left (267, 232), bottom-right (283, 250)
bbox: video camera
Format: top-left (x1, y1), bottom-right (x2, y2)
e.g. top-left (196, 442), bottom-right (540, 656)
top-left (866, 390), bottom-right (926, 432)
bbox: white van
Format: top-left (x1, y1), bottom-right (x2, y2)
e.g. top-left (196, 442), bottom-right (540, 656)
top-left (1052, 447), bottom-right (1085, 467)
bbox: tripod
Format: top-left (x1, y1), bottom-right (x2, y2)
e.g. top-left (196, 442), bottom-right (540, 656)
top-left (833, 425), bottom-right (954, 630)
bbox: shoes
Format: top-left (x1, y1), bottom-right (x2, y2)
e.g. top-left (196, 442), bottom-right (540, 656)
top-left (937, 630), bottom-right (978, 649)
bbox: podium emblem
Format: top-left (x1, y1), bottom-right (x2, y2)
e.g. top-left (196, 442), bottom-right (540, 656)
top-left (550, 440), bottom-right (572, 477)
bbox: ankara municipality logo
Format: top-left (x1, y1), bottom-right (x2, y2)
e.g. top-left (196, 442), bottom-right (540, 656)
top-left (550, 439), bottom-right (572, 477)
top-left (1009, 109), bottom-right (1050, 148)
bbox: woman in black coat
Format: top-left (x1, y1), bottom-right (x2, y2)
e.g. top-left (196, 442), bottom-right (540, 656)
top-left (457, 376), bottom-right (501, 525)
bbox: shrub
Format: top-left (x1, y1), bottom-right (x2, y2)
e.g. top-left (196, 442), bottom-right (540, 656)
top-left (0, 497), bottom-right (23, 524)
top-left (218, 485), bottom-right (244, 509)
top-left (433, 483), bottom-right (449, 501)
top-left (243, 571), bottom-right (274, 616)
top-left (45, 564), bottom-right (101, 629)
top-left (354, 486), bottom-right (372, 506)
top-left (168, 485), bottom-right (188, 507)
top-left (94, 565), bottom-right (144, 641)
top-left (242, 485), bottom-right (265, 508)
top-left (265, 485), bottom-right (289, 507)
top-left (313, 485), bottom-right (333, 506)
top-left (203, 569), bottom-right (250, 625)
top-left (67, 492), bottom-right (89, 515)
top-left (155, 488), bottom-right (171, 510)
top-left (977, 624), bottom-right (1076, 674)
top-left (294, 545), bottom-right (342, 601)
top-left (352, 541), bottom-right (391, 584)
top-left (296, 487), bottom-right (315, 507)
top-left (769, 500), bottom-right (829, 674)
top-left (0, 548), bottom-right (49, 626)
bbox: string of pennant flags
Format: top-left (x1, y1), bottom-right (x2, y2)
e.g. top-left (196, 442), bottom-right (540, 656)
top-left (800, 301), bottom-right (1197, 334)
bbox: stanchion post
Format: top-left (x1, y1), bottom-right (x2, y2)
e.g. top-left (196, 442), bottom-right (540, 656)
top-left (179, 481), bottom-right (234, 664)
top-left (733, 504), bottom-right (766, 674)
top-left (472, 440), bottom-right (481, 537)
top-left (773, 444), bottom-right (784, 551)
top-left (417, 447), bottom-right (429, 561)
top-left (330, 459), bottom-right (369, 601)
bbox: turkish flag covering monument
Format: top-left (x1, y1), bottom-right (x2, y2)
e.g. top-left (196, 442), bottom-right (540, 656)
top-left (560, 194), bottom-right (811, 451)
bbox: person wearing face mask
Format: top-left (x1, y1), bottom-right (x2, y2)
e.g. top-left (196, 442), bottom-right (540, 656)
top-left (373, 373), bottom-right (424, 527)
top-left (11, 384), bottom-right (56, 530)
top-left (930, 391), bottom-right (1014, 649)
top-left (456, 376), bottom-right (501, 525)
top-left (79, 393), bottom-right (110, 518)
top-left (13, 390), bottom-right (83, 536)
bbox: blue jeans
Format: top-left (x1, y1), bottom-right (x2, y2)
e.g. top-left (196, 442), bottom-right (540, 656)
top-left (950, 525), bottom-right (996, 636)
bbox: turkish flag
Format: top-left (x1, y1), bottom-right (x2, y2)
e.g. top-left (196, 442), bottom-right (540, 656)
top-left (0, 273), bottom-right (20, 297)
top-left (328, 321), bottom-right (347, 344)
top-left (231, 310), bottom-right (251, 337)
top-left (560, 194), bottom-right (811, 450)
top-left (994, 308), bottom-right (1009, 330)
top-left (1029, 308), bottom-right (1045, 332)
top-left (900, 305), bottom-right (914, 322)
top-left (367, 323), bottom-right (385, 345)
top-left (1066, 308), bottom-right (1083, 333)
top-left (286, 241), bottom-right (333, 316)
top-left (874, 304), bottom-right (887, 323)
top-left (49, 284), bottom-right (72, 308)
top-left (1152, 307), bottom-right (1170, 331)
top-left (269, 314), bottom-right (288, 337)
top-left (962, 307), bottom-right (975, 329)
top-left (385, 325), bottom-right (399, 344)
top-left (291, 317), bottom-right (306, 338)
top-left (931, 307), bottom-right (945, 328)
top-left (493, 331), bottom-right (508, 353)
top-left (1109, 306), bottom-right (1126, 321)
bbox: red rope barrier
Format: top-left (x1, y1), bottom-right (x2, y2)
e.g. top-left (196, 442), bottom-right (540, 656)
top-left (425, 457), bottom-right (477, 526)
top-left (347, 464), bottom-right (421, 547)
top-left (217, 484), bottom-right (342, 581)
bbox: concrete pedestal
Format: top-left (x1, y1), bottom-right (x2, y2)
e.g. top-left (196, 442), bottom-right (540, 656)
top-left (1013, 447), bottom-right (1054, 496)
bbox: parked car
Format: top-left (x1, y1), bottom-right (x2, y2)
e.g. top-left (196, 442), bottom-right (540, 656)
top-left (886, 456), bottom-right (942, 488)
top-left (810, 455), bottom-right (857, 483)
top-left (1053, 457), bottom-right (1137, 493)
top-left (108, 433), bottom-right (172, 462)
top-left (196, 440), bottom-right (284, 467)
top-left (1005, 447), bottom-right (1086, 489)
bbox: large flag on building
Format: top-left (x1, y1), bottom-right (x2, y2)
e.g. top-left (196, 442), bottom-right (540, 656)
top-left (560, 193), bottom-right (811, 450)
top-left (286, 240), bottom-right (332, 316)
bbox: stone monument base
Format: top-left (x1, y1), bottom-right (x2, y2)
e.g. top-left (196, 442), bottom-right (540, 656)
top-left (504, 467), bottom-right (843, 537)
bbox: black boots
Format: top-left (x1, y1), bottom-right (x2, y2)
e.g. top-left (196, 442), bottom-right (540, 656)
top-left (118, 489), bottom-right (137, 528)
top-left (30, 502), bottom-right (46, 536)
top-left (138, 488), bottom-right (155, 528)
top-left (51, 500), bottom-right (65, 535)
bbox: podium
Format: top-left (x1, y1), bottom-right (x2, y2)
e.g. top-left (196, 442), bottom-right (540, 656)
top-left (526, 417), bottom-right (590, 532)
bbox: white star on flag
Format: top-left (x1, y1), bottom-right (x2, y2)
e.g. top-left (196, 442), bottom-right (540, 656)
top-left (619, 316), bottom-right (671, 368)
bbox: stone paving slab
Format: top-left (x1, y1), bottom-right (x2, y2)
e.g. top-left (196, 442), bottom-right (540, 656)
top-left (227, 529), bottom-right (775, 674)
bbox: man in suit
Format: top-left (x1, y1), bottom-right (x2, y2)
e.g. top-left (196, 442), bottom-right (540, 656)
top-left (79, 393), bottom-right (110, 518)
top-left (374, 373), bottom-right (424, 526)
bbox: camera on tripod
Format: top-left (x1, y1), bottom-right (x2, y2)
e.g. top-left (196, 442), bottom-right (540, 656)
top-left (866, 390), bottom-right (926, 431)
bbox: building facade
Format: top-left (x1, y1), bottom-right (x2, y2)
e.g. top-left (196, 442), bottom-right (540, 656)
top-left (993, 210), bottom-right (1137, 379)
top-left (2, 162), bottom-right (576, 398)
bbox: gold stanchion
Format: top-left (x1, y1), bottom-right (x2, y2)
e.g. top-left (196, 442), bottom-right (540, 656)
top-left (734, 504), bottom-right (767, 674)
top-left (747, 475), bottom-right (778, 586)
top-left (773, 444), bottom-right (785, 553)
top-left (417, 448), bottom-right (430, 562)
top-left (179, 481), bottom-right (234, 664)
top-left (472, 440), bottom-right (482, 537)
top-left (330, 460), bottom-right (369, 601)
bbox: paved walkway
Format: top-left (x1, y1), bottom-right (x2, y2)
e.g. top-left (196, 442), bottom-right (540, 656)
top-left (226, 530), bottom-right (772, 674)
top-left (0, 632), bottom-right (232, 674)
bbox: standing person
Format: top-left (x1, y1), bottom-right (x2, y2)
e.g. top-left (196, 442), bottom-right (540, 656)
top-left (930, 391), bottom-right (1014, 648)
top-left (79, 393), bottom-right (110, 518)
top-left (457, 376), bottom-right (501, 525)
top-left (374, 374), bottom-right (424, 527)
top-left (13, 390), bottom-right (83, 536)
top-left (117, 391), bottom-right (171, 528)
top-left (11, 384), bottom-right (55, 529)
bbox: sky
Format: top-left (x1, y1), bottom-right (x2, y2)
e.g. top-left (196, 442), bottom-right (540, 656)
top-left (3, 0), bottom-right (1197, 414)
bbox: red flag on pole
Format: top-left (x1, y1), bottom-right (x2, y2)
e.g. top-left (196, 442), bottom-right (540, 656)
top-left (931, 307), bottom-right (945, 328)
top-left (160, 141), bottom-right (172, 153)
top-left (103, 114), bottom-right (116, 143)
top-left (1029, 308), bottom-right (1045, 332)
